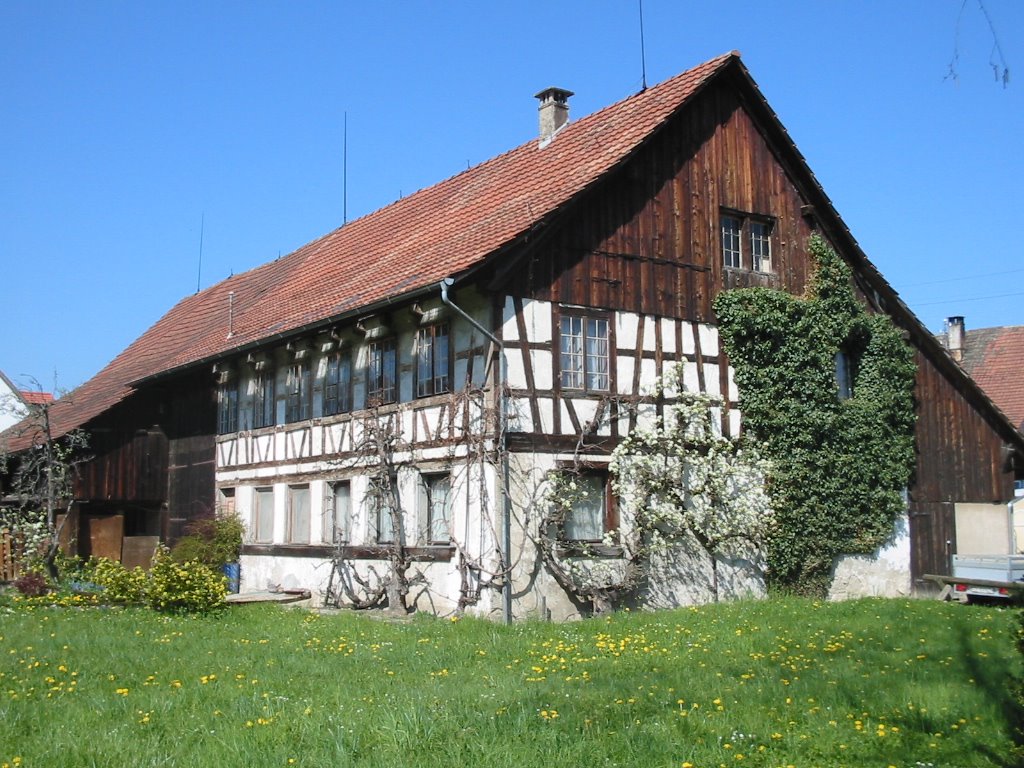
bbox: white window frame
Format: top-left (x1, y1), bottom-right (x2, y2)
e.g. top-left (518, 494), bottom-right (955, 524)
top-left (559, 313), bottom-right (610, 392)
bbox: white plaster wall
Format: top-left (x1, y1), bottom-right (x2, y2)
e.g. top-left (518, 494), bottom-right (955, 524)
top-left (828, 513), bottom-right (912, 600)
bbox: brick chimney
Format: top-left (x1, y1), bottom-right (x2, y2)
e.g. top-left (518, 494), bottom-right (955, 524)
top-left (946, 316), bottom-right (965, 363)
top-left (535, 87), bottom-right (573, 143)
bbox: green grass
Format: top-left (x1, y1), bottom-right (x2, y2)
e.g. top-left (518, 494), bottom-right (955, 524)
top-left (0, 596), bottom-right (1018, 767)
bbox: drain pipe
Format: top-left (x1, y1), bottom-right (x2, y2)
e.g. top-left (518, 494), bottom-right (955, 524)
top-left (440, 278), bottom-right (513, 625)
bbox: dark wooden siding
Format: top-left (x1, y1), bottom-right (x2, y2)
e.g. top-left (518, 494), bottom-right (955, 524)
top-left (74, 370), bottom-right (216, 545)
top-left (507, 79), bottom-right (815, 320)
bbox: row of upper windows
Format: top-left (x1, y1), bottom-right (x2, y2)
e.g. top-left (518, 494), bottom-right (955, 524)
top-left (217, 323), bottom-right (451, 434)
top-left (217, 309), bottom-right (618, 435)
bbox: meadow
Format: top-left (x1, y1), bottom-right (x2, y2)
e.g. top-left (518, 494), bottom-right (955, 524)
top-left (0, 596), bottom-right (1018, 767)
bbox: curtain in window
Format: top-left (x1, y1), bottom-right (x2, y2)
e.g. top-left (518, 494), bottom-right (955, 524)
top-left (565, 474), bottom-right (605, 541)
top-left (560, 316), bottom-right (584, 389)
top-left (289, 486), bottom-right (310, 543)
top-left (255, 488), bottom-right (274, 543)
top-left (586, 318), bottom-right (609, 391)
top-left (328, 482), bottom-right (351, 543)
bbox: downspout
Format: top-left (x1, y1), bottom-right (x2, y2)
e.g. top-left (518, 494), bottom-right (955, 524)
top-left (440, 278), bottom-right (513, 624)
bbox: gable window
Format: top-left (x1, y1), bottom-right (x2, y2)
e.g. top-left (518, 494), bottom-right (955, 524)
top-left (721, 215), bottom-right (743, 269)
top-left (287, 484), bottom-right (311, 544)
top-left (252, 369), bottom-right (276, 429)
top-left (419, 473), bottom-right (452, 544)
top-left (416, 323), bottom-right (450, 398)
top-left (217, 381), bottom-right (238, 435)
top-left (721, 210), bottom-right (774, 273)
top-left (253, 486), bottom-right (274, 543)
top-left (562, 470), bottom-right (616, 542)
top-left (324, 351), bottom-right (352, 416)
top-left (367, 338), bottom-right (397, 405)
top-left (325, 481), bottom-right (351, 544)
top-left (285, 362), bottom-right (312, 423)
top-left (559, 313), bottom-right (610, 391)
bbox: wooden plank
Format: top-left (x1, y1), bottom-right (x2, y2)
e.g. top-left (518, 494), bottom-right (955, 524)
top-left (121, 536), bottom-right (159, 570)
top-left (85, 514), bottom-right (124, 561)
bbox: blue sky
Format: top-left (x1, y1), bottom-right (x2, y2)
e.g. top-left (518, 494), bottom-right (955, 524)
top-left (1, 1), bottom-right (1021, 393)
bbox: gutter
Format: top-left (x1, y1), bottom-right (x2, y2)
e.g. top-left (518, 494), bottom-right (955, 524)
top-left (439, 278), bottom-right (513, 625)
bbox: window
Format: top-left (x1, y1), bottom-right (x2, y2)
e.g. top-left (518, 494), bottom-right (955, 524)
top-left (835, 351), bottom-right (855, 401)
top-left (420, 474), bottom-right (452, 544)
top-left (368, 477), bottom-right (398, 544)
top-left (254, 487), bottom-right (274, 543)
top-left (252, 369), bottom-right (276, 429)
top-left (323, 352), bottom-right (352, 416)
top-left (416, 323), bottom-right (450, 397)
top-left (217, 382), bottom-right (238, 434)
top-left (287, 484), bottom-right (310, 544)
top-left (285, 362), bottom-right (312, 423)
top-left (367, 338), bottom-right (397, 405)
top-left (562, 471), bottom-right (615, 542)
top-left (559, 314), bottom-right (610, 391)
top-left (325, 481), bottom-right (351, 543)
top-left (721, 215), bottom-right (743, 269)
top-left (721, 211), bottom-right (774, 273)
top-left (218, 487), bottom-right (236, 517)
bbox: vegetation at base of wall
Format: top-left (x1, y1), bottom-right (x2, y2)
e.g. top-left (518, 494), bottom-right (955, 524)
top-left (67, 548), bottom-right (227, 613)
top-left (714, 235), bottom-right (917, 596)
top-left (0, 598), bottom-right (1015, 766)
top-left (539, 376), bottom-right (773, 614)
top-left (170, 513), bottom-right (245, 568)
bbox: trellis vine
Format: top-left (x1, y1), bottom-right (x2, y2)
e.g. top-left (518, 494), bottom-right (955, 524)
top-left (714, 235), bottom-right (917, 596)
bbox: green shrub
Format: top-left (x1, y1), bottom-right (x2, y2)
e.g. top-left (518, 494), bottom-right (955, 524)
top-left (147, 546), bottom-right (227, 613)
top-left (85, 557), bottom-right (149, 604)
top-left (170, 513), bottom-right (244, 568)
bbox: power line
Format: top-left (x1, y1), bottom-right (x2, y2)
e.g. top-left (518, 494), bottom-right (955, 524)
top-left (915, 289), bottom-right (1024, 307)
top-left (900, 266), bottom-right (1024, 289)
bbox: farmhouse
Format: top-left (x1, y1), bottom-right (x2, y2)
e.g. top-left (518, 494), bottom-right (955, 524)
top-left (3, 52), bottom-right (1022, 619)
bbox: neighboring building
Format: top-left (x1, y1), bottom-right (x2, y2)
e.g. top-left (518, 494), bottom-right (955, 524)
top-left (3, 53), bottom-right (1022, 618)
top-left (0, 370), bottom-right (53, 433)
top-left (941, 316), bottom-right (1024, 430)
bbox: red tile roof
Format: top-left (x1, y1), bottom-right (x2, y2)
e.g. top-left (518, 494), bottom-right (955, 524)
top-left (2, 52), bottom-right (738, 451)
top-left (958, 326), bottom-right (1024, 430)
top-left (19, 391), bottom-right (54, 406)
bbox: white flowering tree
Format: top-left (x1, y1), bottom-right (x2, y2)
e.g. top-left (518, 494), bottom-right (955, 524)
top-left (1, 389), bottom-right (88, 580)
top-left (540, 365), bottom-right (773, 613)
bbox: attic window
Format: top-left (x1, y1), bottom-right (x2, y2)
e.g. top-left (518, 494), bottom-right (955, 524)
top-left (721, 210), bottom-right (774, 273)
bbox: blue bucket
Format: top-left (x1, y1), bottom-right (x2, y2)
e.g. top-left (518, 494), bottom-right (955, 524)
top-left (221, 562), bottom-right (240, 594)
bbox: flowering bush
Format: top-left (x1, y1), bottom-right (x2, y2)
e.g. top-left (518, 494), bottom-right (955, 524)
top-left (85, 558), bottom-right (149, 604)
top-left (147, 547), bottom-right (227, 614)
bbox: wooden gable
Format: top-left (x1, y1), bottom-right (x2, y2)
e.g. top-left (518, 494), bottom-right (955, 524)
top-left (504, 75), bottom-right (819, 320)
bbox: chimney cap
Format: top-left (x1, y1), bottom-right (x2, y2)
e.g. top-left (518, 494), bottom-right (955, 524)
top-left (534, 87), bottom-right (574, 103)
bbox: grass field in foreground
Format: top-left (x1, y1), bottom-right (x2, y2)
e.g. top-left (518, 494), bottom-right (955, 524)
top-left (0, 596), bottom-right (1018, 767)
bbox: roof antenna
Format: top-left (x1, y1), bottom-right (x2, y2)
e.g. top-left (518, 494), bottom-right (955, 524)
top-left (638, 0), bottom-right (648, 91)
top-left (343, 111), bottom-right (348, 224)
top-left (196, 212), bottom-right (205, 293)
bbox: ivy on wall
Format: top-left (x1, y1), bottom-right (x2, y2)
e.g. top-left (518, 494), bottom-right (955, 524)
top-left (714, 235), bottom-right (917, 596)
